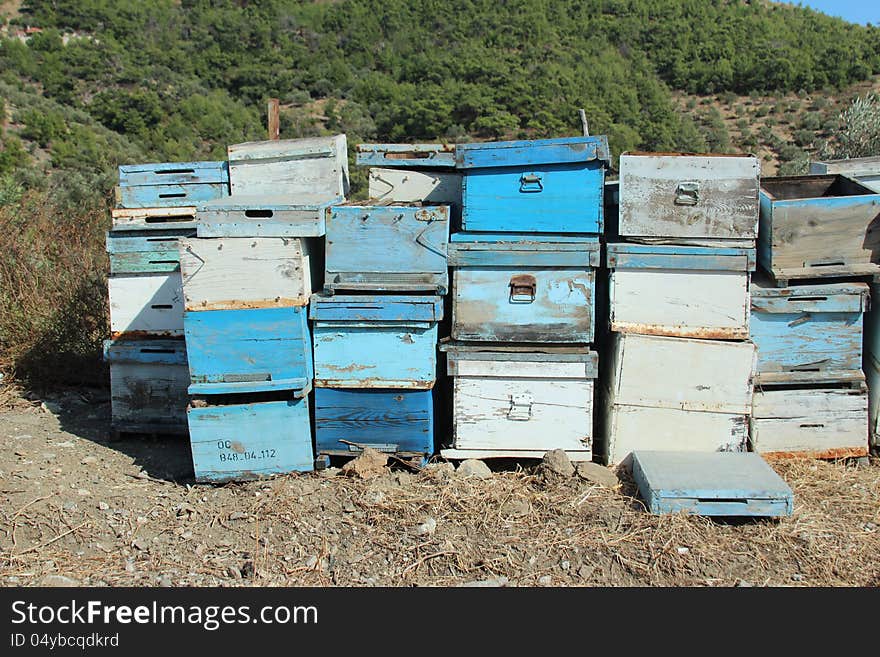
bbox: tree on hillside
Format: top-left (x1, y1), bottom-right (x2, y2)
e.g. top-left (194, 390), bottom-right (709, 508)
top-left (821, 93), bottom-right (880, 159)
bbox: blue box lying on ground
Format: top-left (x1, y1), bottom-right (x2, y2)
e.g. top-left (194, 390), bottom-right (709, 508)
top-left (188, 397), bottom-right (313, 482)
top-left (314, 388), bottom-right (434, 459)
top-left (448, 233), bottom-right (599, 343)
top-left (356, 143), bottom-right (455, 168)
top-left (116, 161), bottom-right (229, 209)
top-left (750, 278), bottom-right (869, 384)
top-left (454, 136), bottom-right (610, 234)
top-left (195, 194), bottom-right (343, 238)
top-left (106, 228), bottom-right (195, 274)
top-left (183, 306), bottom-right (312, 395)
top-left (103, 338), bottom-right (189, 435)
top-left (310, 295), bottom-right (442, 388)
top-left (324, 204), bottom-right (450, 294)
top-left (631, 451), bottom-right (794, 517)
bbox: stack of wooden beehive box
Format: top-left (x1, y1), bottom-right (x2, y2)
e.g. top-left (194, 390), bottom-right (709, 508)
top-left (602, 153), bottom-right (761, 466)
top-left (750, 169), bottom-right (880, 459)
top-left (308, 144), bottom-right (451, 466)
top-left (105, 161), bottom-right (230, 437)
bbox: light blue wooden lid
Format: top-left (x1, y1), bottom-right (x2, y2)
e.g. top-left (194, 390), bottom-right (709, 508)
top-left (455, 135), bottom-right (610, 169)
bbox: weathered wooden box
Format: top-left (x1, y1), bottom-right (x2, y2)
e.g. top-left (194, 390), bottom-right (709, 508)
top-left (750, 279), bottom-right (868, 384)
top-left (618, 152), bottom-right (760, 244)
top-left (178, 237), bottom-right (317, 311)
top-left (448, 233), bottom-right (599, 343)
top-left (607, 243), bottom-right (754, 339)
top-left (310, 294), bottom-right (442, 389)
top-left (758, 175), bottom-right (880, 283)
top-left (631, 451), bottom-right (793, 517)
top-left (368, 168), bottom-right (462, 205)
top-left (183, 306), bottom-right (312, 395)
top-left (750, 384), bottom-right (868, 459)
top-left (810, 156), bottom-right (880, 192)
top-left (314, 388), bottom-right (434, 458)
top-left (188, 397), bottom-right (313, 482)
top-left (108, 272), bottom-right (184, 338)
top-left (106, 228), bottom-right (195, 275)
top-left (111, 206), bottom-right (198, 231)
top-left (227, 135), bottom-right (348, 198)
top-left (455, 136), bottom-right (609, 233)
top-left (865, 286), bottom-right (880, 448)
top-left (439, 343), bottom-right (596, 461)
top-left (603, 333), bottom-right (755, 465)
top-left (324, 204), bottom-right (450, 294)
top-left (357, 143), bottom-right (455, 168)
top-left (116, 161), bottom-right (229, 208)
top-left (194, 195), bottom-right (342, 238)
top-left (104, 338), bottom-right (189, 434)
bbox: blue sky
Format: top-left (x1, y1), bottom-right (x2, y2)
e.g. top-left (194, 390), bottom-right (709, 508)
top-left (796, 1), bottom-right (879, 25)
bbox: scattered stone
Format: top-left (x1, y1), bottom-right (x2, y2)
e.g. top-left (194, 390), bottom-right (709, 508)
top-left (342, 502), bottom-right (356, 513)
top-left (676, 547), bottom-right (690, 555)
top-left (81, 456), bottom-right (98, 465)
top-left (42, 453), bottom-right (56, 461)
top-left (735, 580), bottom-right (753, 587)
top-left (7, 576), bottom-right (20, 584)
top-left (76, 488), bottom-right (91, 497)
top-left (417, 518), bottom-right (437, 536)
top-left (304, 556), bottom-right (319, 569)
top-left (41, 574), bottom-right (80, 587)
top-left (461, 576), bottom-right (509, 587)
top-left (341, 448), bottom-right (389, 479)
top-left (14, 449), bottom-right (27, 457)
top-left (97, 501), bottom-right (110, 511)
top-left (575, 462), bottom-right (619, 488)
top-left (318, 467), bottom-right (341, 478)
top-left (500, 499), bottom-right (530, 518)
top-left (124, 559), bottom-right (136, 573)
top-left (227, 566), bottom-right (242, 580)
top-left (541, 449), bottom-right (575, 477)
top-left (792, 573), bottom-right (804, 582)
top-left (132, 538), bottom-right (149, 551)
top-left (538, 575), bottom-right (552, 586)
top-left (455, 459), bottom-right (492, 479)
top-left (560, 560), bottom-right (571, 571)
top-left (240, 561), bottom-right (255, 579)
top-left (228, 511), bottom-right (248, 521)
top-left (577, 565), bottom-right (592, 579)
top-left (158, 575), bottom-right (173, 587)
top-left (422, 462), bottom-right (455, 479)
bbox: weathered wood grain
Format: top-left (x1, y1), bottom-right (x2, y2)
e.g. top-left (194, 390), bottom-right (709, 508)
top-left (108, 273), bottom-right (184, 337)
top-left (115, 183), bottom-right (228, 209)
top-left (194, 194), bottom-right (342, 238)
top-left (368, 168), bottom-right (462, 204)
top-left (110, 206), bottom-right (198, 231)
top-left (357, 143), bottom-right (455, 168)
top-left (455, 136), bottom-right (610, 169)
top-left (118, 161), bottom-right (229, 187)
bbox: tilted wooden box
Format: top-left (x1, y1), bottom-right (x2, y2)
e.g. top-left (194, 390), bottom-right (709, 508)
top-left (810, 156), bottom-right (880, 192)
top-left (183, 306), bottom-right (312, 395)
top-left (607, 243), bottom-right (754, 339)
top-left (227, 135), bottom-right (348, 198)
top-left (324, 204), bottom-right (450, 294)
top-left (104, 338), bottom-right (189, 434)
top-left (106, 228), bottom-right (195, 275)
top-left (357, 143), bottom-right (455, 168)
top-left (188, 398), bottom-right (313, 483)
top-left (178, 237), bottom-right (317, 311)
top-left (750, 279), bottom-right (868, 384)
top-left (115, 161), bottom-right (229, 208)
top-left (618, 152), bottom-right (759, 244)
top-left (314, 388), bottom-right (434, 458)
top-left (758, 175), bottom-right (880, 284)
top-left (750, 384), bottom-right (868, 459)
top-left (368, 167), bottom-right (462, 205)
top-left (455, 136), bottom-right (609, 234)
top-left (440, 344), bottom-right (596, 461)
top-left (632, 451), bottom-right (793, 517)
top-left (310, 294), bottom-right (442, 389)
top-left (603, 333), bottom-right (755, 465)
top-left (195, 194), bottom-right (342, 238)
top-left (448, 233), bottom-right (599, 343)
top-left (108, 272), bottom-right (184, 338)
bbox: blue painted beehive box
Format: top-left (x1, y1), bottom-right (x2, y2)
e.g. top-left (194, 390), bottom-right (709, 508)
top-left (310, 294), bottom-right (442, 388)
top-left (116, 161), bottom-right (229, 209)
top-left (454, 136), bottom-right (610, 233)
top-left (356, 143), bottom-right (455, 168)
top-left (324, 204), bottom-right (450, 294)
top-left (448, 233), bottom-right (599, 343)
top-left (188, 397), bottom-right (313, 482)
top-left (750, 278), bottom-right (868, 384)
top-left (183, 306), bottom-right (312, 395)
top-left (631, 451), bottom-right (793, 517)
top-left (314, 388), bottom-right (434, 459)
top-left (106, 228), bottom-right (195, 275)
top-left (195, 194), bottom-right (343, 238)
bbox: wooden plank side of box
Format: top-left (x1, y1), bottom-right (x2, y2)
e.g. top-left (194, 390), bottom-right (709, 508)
top-left (368, 168), bottom-right (462, 204)
top-left (108, 273), bottom-right (184, 338)
top-left (115, 183), bottom-right (228, 209)
top-left (119, 161), bottom-right (229, 187)
top-left (357, 143), bottom-right (455, 168)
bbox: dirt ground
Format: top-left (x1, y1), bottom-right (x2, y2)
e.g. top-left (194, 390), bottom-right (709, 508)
top-left (0, 386), bottom-right (878, 588)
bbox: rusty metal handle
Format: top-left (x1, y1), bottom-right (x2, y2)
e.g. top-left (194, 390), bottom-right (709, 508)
top-left (509, 274), bottom-right (537, 303)
top-left (674, 181), bottom-right (699, 206)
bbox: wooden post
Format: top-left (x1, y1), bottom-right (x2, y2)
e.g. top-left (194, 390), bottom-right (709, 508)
top-left (578, 109), bottom-right (589, 137)
top-left (267, 98), bottom-right (280, 140)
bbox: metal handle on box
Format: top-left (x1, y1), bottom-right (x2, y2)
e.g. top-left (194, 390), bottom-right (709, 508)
top-left (674, 181), bottom-right (700, 206)
top-left (509, 274), bottom-right (537, 303)
top-left (519, 172), bottom-right (544, 193)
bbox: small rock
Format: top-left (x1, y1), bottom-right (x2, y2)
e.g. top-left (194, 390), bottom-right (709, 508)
top-left (538, 575), bottom-right (552, 586)
top-left (792, 573), bottom-right (804, 582)
top-left (735, 580), bottom-right (753, 587)
top-left (41, 574), bottom-right (80, 587)
top-left (7, 576), bottom-right (20, 584)
top-left (42, 453), bottom-right (56, 461)
top-left (541, 449), bottom-right (574, 477)
top-left (455, 459), bottom-right (492, 479)
top-left (461, 576), bottom-right (509, 587)
top-left (76, 489), bottom-right (91, 497)
top-left (227, 566), bottom-right (242, 580)
top-left (240, 561), bottom-right (255, 579)
top-left (341, 448), bottom-right (389, 479)
top-left (41, 401), bottom-right (62, 414)
top-left (14, 449), bottom-right (27, 457)
top-left (81, 456), bottom-right (98, 465)
top-left (417, 518), bottom-right (437, 536)
top-left (98, 501), bottom-right (110, 511)
top-left (577, 565), bottom-right (591, 578)
top-left (132, 538), bottom-right (149, 551)
top-left (318, 467), bottom-right (341, 478)
top-left (422, 462), bottom-right (455, 478)
top-left (500, 499), bottom-right (530, 517)
top-left (181, 531), bottom-right (193, 540)
top-left (228, 511), bottom-right (248, 521)
top-left (575, 462), bottom-right (619, 487)
top-left (124, 559), bottom-right (135, 573)
top-left (342, 502), bottom-right (356, 513)
top-left (304, 556), bottom-right (319, 569)
top-left (560, 560), bottom-right (571, 571)
top-left (676, 547), bottom-right (690, 555)
top-left (158, 575), bottom-right (173, 587)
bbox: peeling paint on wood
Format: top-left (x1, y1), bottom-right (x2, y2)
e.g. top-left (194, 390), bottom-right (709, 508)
top-left (110, 206), bottom-right (198, 231)
top-left (195, 194), bottom-right (343, 238)
top-left (368, 167), bottom-right (462, 204)
top-left (107, 229), bottom-right (195, 274)
top-left (357, 143), bottom-right (455, 168)
top-left (109, 272), bottom-right (184, 337)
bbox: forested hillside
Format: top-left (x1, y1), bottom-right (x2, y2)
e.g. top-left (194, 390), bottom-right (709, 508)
top-left (0, 0), bottom-right (879, 385)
